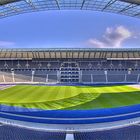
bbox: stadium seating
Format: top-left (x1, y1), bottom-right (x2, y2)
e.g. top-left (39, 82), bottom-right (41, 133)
top-left (0, 124), bottom-right (140, 140)
top-left (74, 125), bottom-right (140, 140)
top-left (92, 75), bottom-right (106, 83)
top-left (107, 75), bottom-right (125, 82)
top-left (126, 74), bottom-right (138, 82)
top-left (82, 75), bottom-right (91, 82)
top-left (14, 71), bottom-right (32, 82)
top-left (0, 60), bottom-right (139, 83)
top-left (0, 125), bottom-right (66, 140)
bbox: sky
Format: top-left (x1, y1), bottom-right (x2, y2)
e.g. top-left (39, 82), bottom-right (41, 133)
top-left (0, 10), bottom-right (140, 49)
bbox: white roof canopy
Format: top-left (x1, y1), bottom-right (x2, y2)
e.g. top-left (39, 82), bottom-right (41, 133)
top-left (0, 0), bottom-right (140, 18)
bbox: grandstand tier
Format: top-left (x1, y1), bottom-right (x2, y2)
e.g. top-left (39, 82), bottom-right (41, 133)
top-left (0, 48), bottom-right (140, 84)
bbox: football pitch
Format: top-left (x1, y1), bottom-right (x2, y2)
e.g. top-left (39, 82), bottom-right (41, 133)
top-left (0, 85), bottom-right (140, 110)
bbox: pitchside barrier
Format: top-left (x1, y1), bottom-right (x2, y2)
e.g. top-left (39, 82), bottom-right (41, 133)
top-left (0, 104), bottom-right (140, 124)
top-left (0, 82), bottom-right (137, 86)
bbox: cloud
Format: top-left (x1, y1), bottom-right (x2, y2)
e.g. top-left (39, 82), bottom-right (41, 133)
top-left (87, 26), bottom-right (132, 48)
top-left (0, 41), bottom-right (15, 47)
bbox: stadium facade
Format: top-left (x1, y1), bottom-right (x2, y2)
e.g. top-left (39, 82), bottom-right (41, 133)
top-left (0, 48), bottom-right (140, 84)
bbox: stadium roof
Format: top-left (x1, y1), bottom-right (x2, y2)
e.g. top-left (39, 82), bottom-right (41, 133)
top-left (0, 0), bottom-right (140, 19)
top-left (0, 48), bottom-right (140, 59)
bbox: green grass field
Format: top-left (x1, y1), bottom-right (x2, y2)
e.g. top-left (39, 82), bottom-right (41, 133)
top-left (0, 85), bottom-right (140, 110)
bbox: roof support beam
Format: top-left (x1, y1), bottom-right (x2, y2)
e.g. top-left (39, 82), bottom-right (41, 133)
top-left (102, 0), bottom-right (117, 11)
top-left (88, 51), bottom-right (90, 59)
top-left (55, 0), bottom-right (60, 10)
top-left (38, 51), bottom-right (40, 59)
top-left (49, 51), bottom-right (51, 59)
top-left (78, 51), bottom-right (80, 59)
top-left (24, 0), bottom-right (36, 10)
top-left (4, 4), bottom-right (20, 12)
top-left (43, 51), bottom-right (45, 59)
top-left (81, 0), bottom-right (86, 9)
top-left (119, 4), bottom-right (138, 13)
top-left (55, 51), bottom-right (57, 59)
top-left (60, 51), bottom-right (62, 59)
top-left (134, 12), bottom-right (140, 17)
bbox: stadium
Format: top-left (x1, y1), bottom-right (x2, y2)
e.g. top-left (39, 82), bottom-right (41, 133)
top-left (0, 0), bottom-right (140, 140)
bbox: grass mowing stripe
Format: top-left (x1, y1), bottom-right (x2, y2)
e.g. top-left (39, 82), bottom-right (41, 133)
top-left (3, 93), bottom-right (99, 110)
top-left (0, 86), bottom-right (28, 102)
top-left (1, 85), bottom-right (140, 110)
top-left (42, 86), bottom-right (60, 101)
top-left (23, 86), bottom-right (46, 103)
top-left (66, 85), bottom-right (140, 110)
top-left (67, 91), bottom-right (140, 110)
top-left (0, 86), bottom-right (81, 103)
top-left (118, 92), bottom-right (140, 104)
top-left (0, 86), bottom-right (25, 99)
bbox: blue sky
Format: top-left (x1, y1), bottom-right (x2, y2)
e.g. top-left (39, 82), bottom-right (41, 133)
top-left (0, 10), bottom-right (140, 48)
